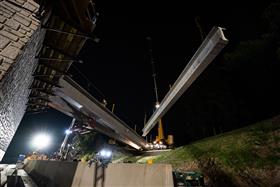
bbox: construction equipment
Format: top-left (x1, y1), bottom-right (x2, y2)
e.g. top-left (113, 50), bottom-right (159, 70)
top-left (26, 152), bottom-right (48, 160)
top-left (145, 37), bottom-right (174, 150)
top-left (145, 118), bottom-right (174, 149)
top-left (173, 171), bottom-right (205, 187)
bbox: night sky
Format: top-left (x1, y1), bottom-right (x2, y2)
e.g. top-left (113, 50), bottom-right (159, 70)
top-left (74, 0), bottom-right (271, 124)
top-left (3, 0), bottom-right (278, 162)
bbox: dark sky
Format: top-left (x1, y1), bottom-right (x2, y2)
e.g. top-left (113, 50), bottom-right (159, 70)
top-left (3, 0), bottom-right (275, 162)
top-left (74, 0), bottom-right (272, 127)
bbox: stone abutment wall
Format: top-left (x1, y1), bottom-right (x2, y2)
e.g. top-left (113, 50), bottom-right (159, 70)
top-left (0, 0), bottom-right (42, 160)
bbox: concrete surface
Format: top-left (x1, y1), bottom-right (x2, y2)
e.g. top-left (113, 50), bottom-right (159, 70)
top-left (24, 160), bottom-right (174, 187)
top-left (72, 162), bottom-right (174, 187)
top-left (71, 162), bottom-right (96, 187)
top-left (24, 160), bottom-right (78, 187)
top-left (105, 163), bottom-right (173, 187)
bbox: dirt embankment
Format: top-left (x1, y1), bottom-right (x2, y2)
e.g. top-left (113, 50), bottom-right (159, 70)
top-left (175, 157), bottom-right (279, 187)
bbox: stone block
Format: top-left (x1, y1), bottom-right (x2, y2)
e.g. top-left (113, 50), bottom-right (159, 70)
top-left (5, 19), bottom-right (20, 30)
top-left (0, 7), bottom-right (13, 18)
top-left (0, 61), bottom-right (11, 71)
top-left (0, 45), bottom-right (21, 60)
top-left (2, 1), bottom-right (22, 12)
top-left (30, 16), bottom-right (39, 24)
top-left (11, 41), bottom-right (25, 50)
top-left (0, 30), bottom-right (19, 42)
top-left (19, 28), bottom-right (27, 35)
top-left (0, 35), bottom-right (10, 49)
top-left (27, 0), bottom-right (39, 9)
top-left (15, 0), bottom-right (25, 5)
top-left (26, 31), bottom-right (32, 37)
top-left (20, 24), bottom-right (31, 32)
top-left (19, 9), bottom-right (31, 17)
top-left (14, 14), bottom-right (32, 27)
top-left (0, 17), bottom-right (6, 24)
top-left (3, 57), bottom-right (14, 64)
top-left (20, 36), bottom-right (28, 44)
top-left (23, 2), bottom-right (37, 12)
top-left (4, 27), bottom-right (25, 38)
top-left (29, 23), bottom-right (38, 31)
top-left (0, 3), bottom-right (16, 15)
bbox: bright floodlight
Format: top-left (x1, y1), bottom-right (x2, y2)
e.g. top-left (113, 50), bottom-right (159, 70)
top-left (155, 102), bottom-right (160, 109)
top-left (100, 150), bottom-right (106, 157)
top-left (99, 149), bottom-right (112, 158)
top-left (65, 129), bottom-right (72, 135)
top-left (105, 151), bottom-right (112, 157)
top-left (32, 133), bottom-right (51, 150)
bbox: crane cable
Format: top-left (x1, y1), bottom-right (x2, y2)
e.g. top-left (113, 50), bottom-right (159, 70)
top-left (146, 36), bottom-right (159, 104)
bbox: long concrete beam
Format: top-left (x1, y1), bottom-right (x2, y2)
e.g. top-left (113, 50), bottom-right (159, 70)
top-left (142, 27), bottom-right (228, 136)
top-left (51, 76), bottom-right (147, 150)
top-left (49, 96), bottom-right (134, 148)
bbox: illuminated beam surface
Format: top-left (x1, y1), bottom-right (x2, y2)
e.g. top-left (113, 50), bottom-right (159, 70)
top-left (51, 76), bottom-right (147, 150)
top-left (142, 27), bottom-right (228, 136)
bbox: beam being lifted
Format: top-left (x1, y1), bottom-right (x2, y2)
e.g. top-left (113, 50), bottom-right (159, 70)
top-left (142, 27), bottom-right (228, 136)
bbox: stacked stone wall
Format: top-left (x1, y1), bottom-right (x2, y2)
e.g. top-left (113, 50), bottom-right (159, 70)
top-left (0, 0), bottom-right (42, 160)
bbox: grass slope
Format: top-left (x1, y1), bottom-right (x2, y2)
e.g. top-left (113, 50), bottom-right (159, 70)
top-left (122, 116), bottom-right (280, 186)
top-left (154, 116), bottom-right (279, 169)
